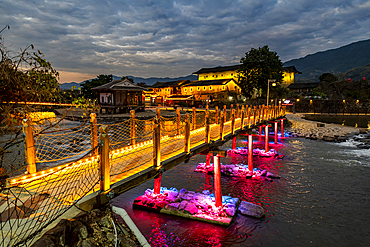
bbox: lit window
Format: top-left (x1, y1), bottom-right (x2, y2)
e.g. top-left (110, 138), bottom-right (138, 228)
top-left (209, 86), bottom-right (212, 90)
top-left (231, 73), bottom-right (233, 76)
top-left (190, 87), bottom-right (193, 92)
top-left (203, 87), bottom-right (206, 90)
top-left (213, 75), bottom-right (215, 77)
top-left (215, 75), bottom-right (218, 78)
top-left (184, 88), bottom-right (187, 92)
top-left (222, 86), bottom-right (225, 90)
top-left (197, 87), bottom-right (200, 91)
top-left (221, 74), bottom-right (223, 77)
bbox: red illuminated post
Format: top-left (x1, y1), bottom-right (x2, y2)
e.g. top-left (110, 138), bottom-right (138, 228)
top-left (232, 136), bottom-right (237, 150)
top-left (206, 154), bottom-right (211, 166)
top-left (248, 134), bottom-right (253, 171)
top-left (213, 155), bottom-right (222, 207)
top-left (274, 121), bottom-right (278, 144)
top-left (265, 125), bottom-right (269, 152)
top-left (281, 119), bottom-right (284, 138)
top-left (154, 173), bottom-right (162, 194)
top-left (259, 125), bottom-right (263, 136)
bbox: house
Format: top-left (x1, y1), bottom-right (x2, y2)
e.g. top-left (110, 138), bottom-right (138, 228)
top-left (92, 78), bottom-right (147, 113)
top-left (180, 79), bottom-right (243, 102)
top-left (287, 82), bottom-right (320, 95)
top-left (148, 80), bottom-right (192, 105)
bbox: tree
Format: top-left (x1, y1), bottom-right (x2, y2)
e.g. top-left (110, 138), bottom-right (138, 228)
top-left (80, 74), bottom-right (113, 99)
top-left (136, 82), bottom-right (148, 87)
top-left (121, 76), bottom-right (134, 83)
top-left (237, 45), bottom-right (284, 98)
top-left (319, 73), bottom-right (338, 83)
top-left (1, 26), bottom-right (63, 178)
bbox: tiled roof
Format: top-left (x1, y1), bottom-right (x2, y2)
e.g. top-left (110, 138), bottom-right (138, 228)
top-left (92, 78), bottom-right (147, 91)
top-left (150, 80), bottom-right (191, 88)
top-left (287, 82), bottom-right (319, 89)
top-left (193, 64), bottom-right (302, 74)
top-left (193, 65), bottom-right (241, 75)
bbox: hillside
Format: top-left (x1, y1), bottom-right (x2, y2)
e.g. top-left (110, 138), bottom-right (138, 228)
top-left (284, 39), bottom-right (370, 81)
top-left (344, 64), bottom-right (370, 81)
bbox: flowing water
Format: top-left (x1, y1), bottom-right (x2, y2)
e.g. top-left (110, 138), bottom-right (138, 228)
top-left (111, 134), bottom-right (370, 247)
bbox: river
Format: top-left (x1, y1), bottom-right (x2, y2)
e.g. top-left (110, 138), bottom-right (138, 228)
top-left (111, 134), bottom-right (370, 246)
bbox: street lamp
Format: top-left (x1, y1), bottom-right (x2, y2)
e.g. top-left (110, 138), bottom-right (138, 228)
top-left (267, 79), bottom-right (276, 106)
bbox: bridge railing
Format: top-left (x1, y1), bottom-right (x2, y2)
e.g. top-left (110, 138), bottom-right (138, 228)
top-left (1, 104), bottom-right (285, 247)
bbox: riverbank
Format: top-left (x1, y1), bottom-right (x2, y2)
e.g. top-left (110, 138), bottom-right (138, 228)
top-left (285, 113), bottom-right (369, 142)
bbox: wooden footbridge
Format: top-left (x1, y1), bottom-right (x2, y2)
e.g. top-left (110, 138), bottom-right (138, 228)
top-left (1, 104), bottom-right (285, 247)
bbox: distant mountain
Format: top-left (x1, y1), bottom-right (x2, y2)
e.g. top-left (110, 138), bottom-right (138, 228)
top-left (284, 39), bottom-right (370, 81)
top-left (127, 74), bottom-right (198, 85)
top-left (59, 82), bottom-right (80, 89)
top-left (59, 75), bottom-right (198, 89)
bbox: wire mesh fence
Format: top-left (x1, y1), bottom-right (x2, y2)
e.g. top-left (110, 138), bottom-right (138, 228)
top-left (1, 153), bottom-right (100, 247)
top-left (34, 125), bottom-right (92, 163)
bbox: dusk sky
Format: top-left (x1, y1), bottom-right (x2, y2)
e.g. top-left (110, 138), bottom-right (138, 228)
top-left (1, 0), bottom-right (370, 83)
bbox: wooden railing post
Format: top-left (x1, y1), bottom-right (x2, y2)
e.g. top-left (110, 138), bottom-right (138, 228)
top-left (247, 107), bottom-right (251, 128)
top-left (22, 119), bottom-right (36, 174)
top-left (241, 107), bottom-right (245, 130)
top-left (236, 103), bottom-right (240, 118)
top-left (90, 113), bottom-right (98, 156)
top-left (205, 110), bottom-right (210, 143)
top-left (192, 107), bottom-right (196, 130)
top-left (99, 125), bottom-right (110, 191)
top-left (220, 111), bottom-right (224, 140)
top-left (231, 109), bottom-right (235, 134)
top-left (130, 110), bottom-right (136, 145)
top-left (223, 105), bottom-right (227, 123)
top-left (176, 107), bottom-right (181, 135)
top-left (184, 114), bottom-right (190, 153)
top-left (215, 106), bottom-right (219, 124)
top-left (253, 106), bottom-right (257, 125)
top-left (153, 117), bottom-right (161, 167)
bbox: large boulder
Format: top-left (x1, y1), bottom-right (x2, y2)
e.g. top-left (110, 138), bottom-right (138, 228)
top-left (238, 201), bottom-right (265, 218)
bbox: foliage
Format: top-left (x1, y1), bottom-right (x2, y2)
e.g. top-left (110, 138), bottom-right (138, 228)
top-left (136, 81), bottom-right (148, 87)
top-left (319, 73), bottom-right (338, 83)
top-left (80, 74), bottom-right (113, 99)
top-left (0, 26), bottom-right (61, 126)
top-left (311, 87), bottom-right (327, 98)
top-left (237, 45), bottom-right (284, 98)
top-left (121, 76), bottom-right (134, 83)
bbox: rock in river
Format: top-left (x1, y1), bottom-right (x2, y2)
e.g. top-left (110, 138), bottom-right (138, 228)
top-left (238, 201), bottom-right (265, 218)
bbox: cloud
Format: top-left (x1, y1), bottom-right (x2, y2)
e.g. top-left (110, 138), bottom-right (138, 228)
top-left (1, 0), bottom-right (369, 82)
